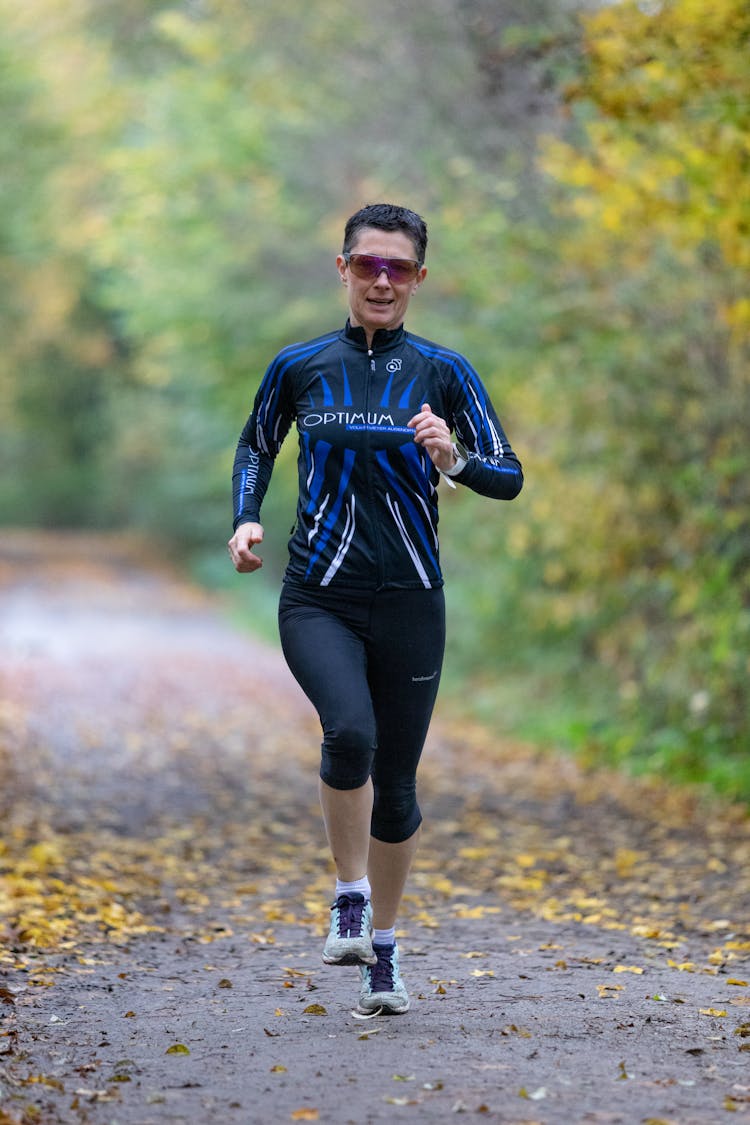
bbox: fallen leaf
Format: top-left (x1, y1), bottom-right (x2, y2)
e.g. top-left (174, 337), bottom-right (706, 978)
top-left (165, 1043), bottom-right (190, 1055)
top-left (290, 1110), bottom-right (319, 1121)
top-left (218, 978), bottom-right (233, 989)
top-left (613, 965), bottom-right (644, 975)
top-left (597, 984), bottom-right (624, 997)
top-left (271, 1065), bottom-right (287, 1073)
top-left (22, 1074), bottom-right (65, 1091)
top-left (74, 1088), bottom-right (117, 1102)
top-left (700, 1008), bottom-right (728, 1017)
top-left (302, 1003), bottom-right (327, 1015)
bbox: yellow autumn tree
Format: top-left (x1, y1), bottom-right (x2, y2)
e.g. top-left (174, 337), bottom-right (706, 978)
top-left (544, 0), bottom-right (750, 336)
top-left (529, 0), bottom-right (750, 788)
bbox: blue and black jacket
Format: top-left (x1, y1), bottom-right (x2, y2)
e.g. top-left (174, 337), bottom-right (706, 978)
top-left (232, 320), bottom-right (523, 590)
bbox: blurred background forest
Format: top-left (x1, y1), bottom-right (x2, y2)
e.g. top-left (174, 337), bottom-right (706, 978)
top-left (1, 0), bottom-right (748, 798)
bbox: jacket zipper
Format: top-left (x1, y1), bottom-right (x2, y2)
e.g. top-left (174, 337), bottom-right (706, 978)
top-left (364, 346), bottom-right (386, 588)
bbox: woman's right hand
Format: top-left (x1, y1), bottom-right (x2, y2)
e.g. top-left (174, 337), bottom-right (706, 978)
top-left (228, 522), bottom-right (264, 573)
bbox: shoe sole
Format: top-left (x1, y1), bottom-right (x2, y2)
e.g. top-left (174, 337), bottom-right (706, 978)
top-left (323, 950), bottom-right (378, 966)
top-left (356, 999), bottom-right (410, 1015)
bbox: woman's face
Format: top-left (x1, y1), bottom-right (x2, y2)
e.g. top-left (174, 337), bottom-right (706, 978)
top-left (336, 227), bottom-right (427, 342)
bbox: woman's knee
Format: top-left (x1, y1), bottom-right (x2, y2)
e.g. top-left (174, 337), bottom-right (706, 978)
top-left (371, 782), bottom-right (422, 843)
top-left (319, 718), bottom-right (375, 790)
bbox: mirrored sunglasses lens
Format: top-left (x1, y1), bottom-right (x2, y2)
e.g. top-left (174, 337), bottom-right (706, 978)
top-left (388, 259), bottom-right (419, 282)
top-left (347, 255), bottom-right (379, 279)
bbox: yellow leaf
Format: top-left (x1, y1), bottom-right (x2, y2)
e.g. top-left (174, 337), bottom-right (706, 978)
top-left (454, 905), bottom-right (501, 920)
top-left (165, 1043), bottom-right (190, 1055)
top-left (290, 1110), bottom-right (319, 1121)
top-left (271, 1065), bottom-right (287, 1073)
top-left (597, 984), bottom-right (624, 997)
top-left (302, 1003), bottom-right (327, 1015)
top-left (22, 1074), bottom-right (65, 1091)
top-left (614, 965), bottom-right (644, 975)
top-left (700, 1008), bottom-right (727, 1017)
top-left (727, 979), bottom-right (749, 987)
top-left (457, 847), bottom-right (493, 860)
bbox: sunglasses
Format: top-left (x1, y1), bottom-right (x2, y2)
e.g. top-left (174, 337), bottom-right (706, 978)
top-left (344, 253), bottom-right (421, 284)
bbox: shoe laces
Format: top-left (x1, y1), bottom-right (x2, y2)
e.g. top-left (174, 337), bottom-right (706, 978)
top-left (369, 944), bottom-right (396, 992)
top-left (333, 893), bottom-right (366, 938)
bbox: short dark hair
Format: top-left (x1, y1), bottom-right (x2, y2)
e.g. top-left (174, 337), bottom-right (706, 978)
top-left (342, 203), bottom-right (428, 265)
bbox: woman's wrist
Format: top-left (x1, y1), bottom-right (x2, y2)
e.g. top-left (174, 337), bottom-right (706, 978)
top-left (443, 442), bottom-right (468, 477)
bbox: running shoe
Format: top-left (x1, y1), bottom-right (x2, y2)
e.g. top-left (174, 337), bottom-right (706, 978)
top-left (322, 892), bottom-right (376, 966)
top-left (358, 942), bottom-right (410, 1014)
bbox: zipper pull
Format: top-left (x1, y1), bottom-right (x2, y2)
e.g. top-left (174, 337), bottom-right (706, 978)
top-left (368, 348), bottom-right (375, 372)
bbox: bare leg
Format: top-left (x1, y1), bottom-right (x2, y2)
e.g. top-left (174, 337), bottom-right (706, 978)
top-left (367, 828), bottom-right (421, 930)
top-left (318, 778), bottom-right (373, 882)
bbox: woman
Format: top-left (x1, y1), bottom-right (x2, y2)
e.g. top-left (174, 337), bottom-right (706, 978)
top-left (228, 203), bottom-right (523, 1015)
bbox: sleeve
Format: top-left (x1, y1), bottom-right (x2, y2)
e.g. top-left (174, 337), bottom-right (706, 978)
top-left (443, 354), bottom-right (524, 501)
top-left (231, 351), bottom-right (296, 529)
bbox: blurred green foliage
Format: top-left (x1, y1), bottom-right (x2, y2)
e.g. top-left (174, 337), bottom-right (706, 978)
top-left (1, 0), bottom-right (747, 798)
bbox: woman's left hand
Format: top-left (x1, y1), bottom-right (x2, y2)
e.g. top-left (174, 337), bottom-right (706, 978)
top-left (408, 402), bottom-right (456, 473)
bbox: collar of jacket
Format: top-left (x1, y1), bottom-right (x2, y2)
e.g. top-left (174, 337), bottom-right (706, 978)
top-left (342, 320), bottom-right (406, 351)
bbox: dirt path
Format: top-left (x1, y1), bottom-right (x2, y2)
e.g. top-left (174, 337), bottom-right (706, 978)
top-left (1, 531), bottom-right (749, 1125)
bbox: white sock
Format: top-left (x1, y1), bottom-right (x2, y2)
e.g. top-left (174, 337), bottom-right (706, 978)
top-left (373, 927), bottom-right (396, 947)
top-left (335, 876), bottom-right (371, 901)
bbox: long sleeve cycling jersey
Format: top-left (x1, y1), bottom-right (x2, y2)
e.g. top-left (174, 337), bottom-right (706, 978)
top-left (232, 320), bottom-right (523, 590)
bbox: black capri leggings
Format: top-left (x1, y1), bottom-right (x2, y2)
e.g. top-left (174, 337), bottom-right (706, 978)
top-left (278, 581), bottom-right (446, 843)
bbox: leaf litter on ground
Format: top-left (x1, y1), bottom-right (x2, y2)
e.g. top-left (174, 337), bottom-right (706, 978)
top-left (1, 532), bottom-right (749, 1122)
